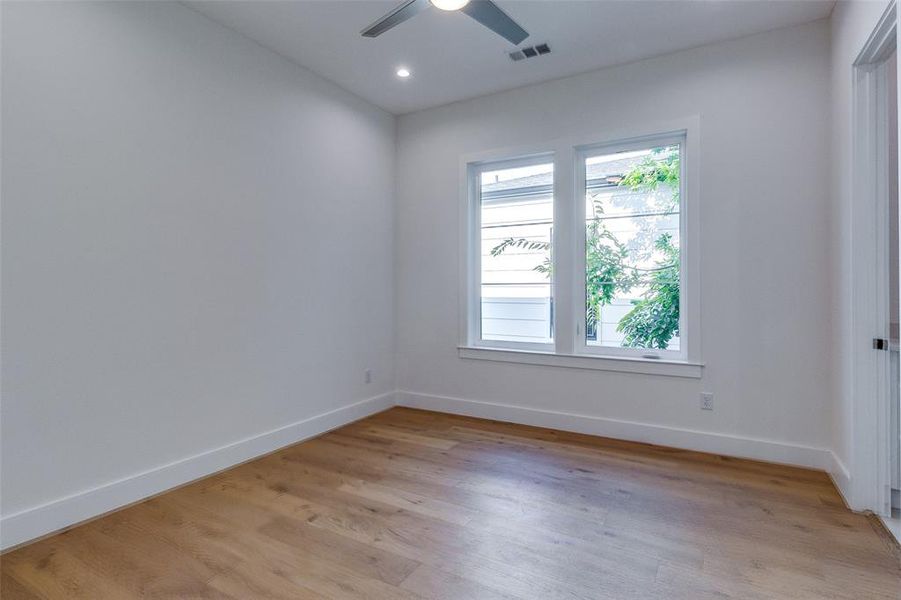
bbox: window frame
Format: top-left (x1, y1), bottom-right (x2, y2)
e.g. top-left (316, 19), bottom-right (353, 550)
top-left (459, 118), bottom-right (701, 377)
top-left (464, 151), bottom-right (557, 353)
top-left (574, 133), bottom-right (688, 361)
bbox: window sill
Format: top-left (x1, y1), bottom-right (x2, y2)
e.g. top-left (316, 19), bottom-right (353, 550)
top-left (458, 346), bottom-right (704, 378)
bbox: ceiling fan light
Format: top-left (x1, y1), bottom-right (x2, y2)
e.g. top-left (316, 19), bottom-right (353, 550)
top-left (430, 0), bottom-right (469, 11)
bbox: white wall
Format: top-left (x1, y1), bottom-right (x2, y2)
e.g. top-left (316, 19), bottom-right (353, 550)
top-left (1, 1), bottom-right (395, 547)
top-left (396, 20), bottom-right (833, 465)
top-left (828, 0), bottom-right (893, 503)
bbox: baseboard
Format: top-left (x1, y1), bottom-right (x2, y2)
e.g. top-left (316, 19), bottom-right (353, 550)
top-left (396, 390), bottom-right (831, 470)
top-left (0, 391), bottom-right (395, 551)
top-left (878, 515), bottom-right (901, 548)
top-left (828, 451), bottom-right (853, 509)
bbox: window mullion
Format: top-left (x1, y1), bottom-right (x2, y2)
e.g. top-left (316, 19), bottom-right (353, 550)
top-left (552, 145), bottom-right (576, 356)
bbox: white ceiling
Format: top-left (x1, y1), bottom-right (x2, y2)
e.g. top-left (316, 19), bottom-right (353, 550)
top-left (187, 0), bottom-right (835, 115)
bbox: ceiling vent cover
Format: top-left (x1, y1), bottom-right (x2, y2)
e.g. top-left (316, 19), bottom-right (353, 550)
top-left (509, 43), bottom-right (551, 62)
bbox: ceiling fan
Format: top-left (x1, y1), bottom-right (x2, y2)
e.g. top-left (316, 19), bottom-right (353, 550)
top-left (361, 0), bottom-right (529, 46)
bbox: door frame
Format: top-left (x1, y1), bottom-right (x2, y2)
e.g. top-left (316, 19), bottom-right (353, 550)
top-left (850, 0), bottom-right (897, 516)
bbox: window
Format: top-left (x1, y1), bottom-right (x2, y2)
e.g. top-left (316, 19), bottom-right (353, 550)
top-left (473, 156), bottom-right (554, 349)
top-left (463, 128), bottom-right (699, 375)
top-left (578, 138), bottom-right (683, 359)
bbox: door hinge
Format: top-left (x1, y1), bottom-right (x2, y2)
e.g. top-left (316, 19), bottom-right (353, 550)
top-left (873, 338), bottom-right (889, 350)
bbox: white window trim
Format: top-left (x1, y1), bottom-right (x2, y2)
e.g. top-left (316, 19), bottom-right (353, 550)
top-left (459, 117), bottom-right (702, 377)
top-left (458, 346), bottom-right (703, 378)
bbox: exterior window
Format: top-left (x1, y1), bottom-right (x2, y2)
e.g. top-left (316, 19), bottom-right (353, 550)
top-left (464, 129), bottom-right (695, 371)
top-left (478, 159), bottom-right (554, 346)
top-left (580, 139), bottom-right (683, 358)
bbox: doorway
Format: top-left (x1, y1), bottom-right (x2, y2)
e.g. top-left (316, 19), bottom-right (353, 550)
top-left (850, 0), bottom-right (897, 521)
top-left (888, 48), bottom-right (900, 518)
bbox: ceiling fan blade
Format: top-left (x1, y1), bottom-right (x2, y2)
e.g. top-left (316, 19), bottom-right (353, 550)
top-left (460, 0), bottom-right (528, 45)
top-left (361, 0), bottom-right (431, 37)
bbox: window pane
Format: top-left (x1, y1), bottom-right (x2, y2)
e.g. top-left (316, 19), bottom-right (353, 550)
top-left (480, 162), bottom-right (554, 344)
top-left (584, 144), bottom-right (680, 351)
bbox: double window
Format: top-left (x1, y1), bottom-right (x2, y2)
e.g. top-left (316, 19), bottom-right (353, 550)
top-left (464, 128), bottom-right (699, 372)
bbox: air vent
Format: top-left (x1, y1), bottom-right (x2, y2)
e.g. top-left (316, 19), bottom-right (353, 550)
top-left (509, 42), bottom-right (551, 62)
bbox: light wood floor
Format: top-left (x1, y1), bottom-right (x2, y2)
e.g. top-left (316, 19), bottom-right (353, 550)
top-left (2, 408), bottom-right (900, 599)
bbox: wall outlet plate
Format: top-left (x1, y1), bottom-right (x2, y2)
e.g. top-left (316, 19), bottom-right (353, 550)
top-left (701, 392), bottom-right (714, 411)
top-left (364, 369), bottom-right (373, 384)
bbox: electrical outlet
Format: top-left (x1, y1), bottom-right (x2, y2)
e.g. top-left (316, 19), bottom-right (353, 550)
top-left (364, 369), bottom-right (373, 384)
top-left (700, 392), bottom-right (714, 411)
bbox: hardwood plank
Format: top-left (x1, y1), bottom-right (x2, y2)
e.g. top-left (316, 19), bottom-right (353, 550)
top-left (3, 407), bottom-right (899, 599)
top-left (258, 516), bottom-right (420, 586)
top-left (0, 572), bottom-right (42, 600)
top-left (398, 564), bottom-right (522, 600)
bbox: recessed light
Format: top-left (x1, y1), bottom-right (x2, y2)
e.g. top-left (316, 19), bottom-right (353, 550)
top-left (431, 0), bottom-right (469, 11)
top-left (396, 67), bottom-right (411, 78)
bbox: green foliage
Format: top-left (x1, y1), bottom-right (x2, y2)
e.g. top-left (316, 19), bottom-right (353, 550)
top-left (490, 146), bottom-right (681, 350)
top-left (617, 233), bottom-right (680, 349)
top-left (584, 218), bottom-right (630, 332)
top-left (490, 237), bottom-right (552, 275)
top-left (489, 238), bottom-right (550, 256)
top-left (613, 147), bottom-right (681, 349)
top-left (619, 148), bottom-right (680, 195)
